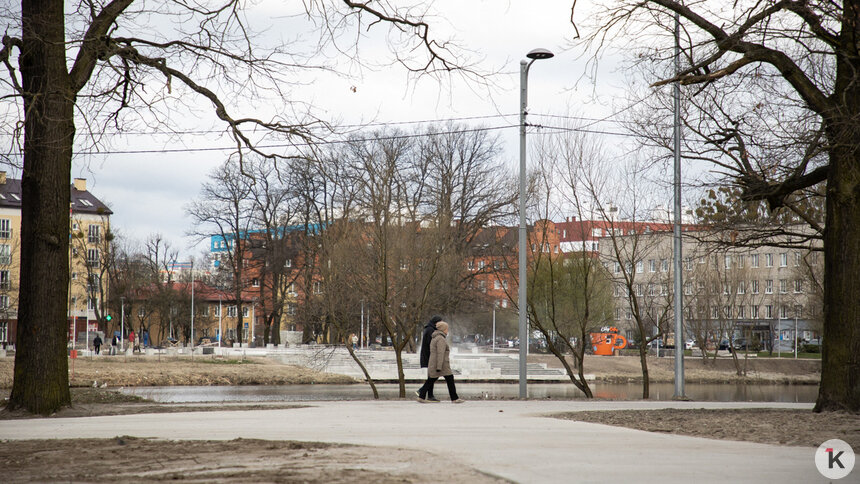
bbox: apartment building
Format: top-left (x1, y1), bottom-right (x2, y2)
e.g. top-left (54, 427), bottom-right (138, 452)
top-left (0, 174), bottom-right (112, 347)
top-left (598, 227), bottom-right (821, 347)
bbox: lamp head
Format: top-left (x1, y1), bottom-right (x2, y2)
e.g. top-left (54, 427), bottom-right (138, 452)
top-left (526, 48), bottom-right (554, 60)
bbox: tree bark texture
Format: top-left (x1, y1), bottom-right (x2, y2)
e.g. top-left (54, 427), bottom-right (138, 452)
top-left (8, 0), bottom-right (74, 414)
top-left (814, 1), bottom-right (860, 413)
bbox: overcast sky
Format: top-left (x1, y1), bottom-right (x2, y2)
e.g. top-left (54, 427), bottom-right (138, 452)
top-left (65, 1), bottom-right (639, 259)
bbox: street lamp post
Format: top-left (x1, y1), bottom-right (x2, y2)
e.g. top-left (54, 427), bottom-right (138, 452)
top-left (519, 47), bottom-right (553, 399)
top-left (120, 296), bottom-right (125, 353)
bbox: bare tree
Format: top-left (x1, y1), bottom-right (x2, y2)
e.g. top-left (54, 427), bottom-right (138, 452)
top-left (578, 0), bottom-right (860, 412)
top-left (1, 0), bottom-right (477, 413)
top-left (187, 159), bottom-right (254, 345)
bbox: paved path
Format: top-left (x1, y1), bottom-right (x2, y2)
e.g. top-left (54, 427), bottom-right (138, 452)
top-left (0, 400), bottom-right (831, 483)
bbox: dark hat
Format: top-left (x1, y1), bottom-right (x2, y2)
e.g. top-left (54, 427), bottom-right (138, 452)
top-left (428, 315), bottom-right (443, 325)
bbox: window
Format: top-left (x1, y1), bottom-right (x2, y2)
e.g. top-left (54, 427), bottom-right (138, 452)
top-left (794, 252), bottom-right (801, 267)
top-left (614, 262), bottom-right (621, 274)
top-left (765, 253), bottom-right (773, 267)
top-left (737, 306), bottom-right (745, 318)
top-left (613, 285), bottom-right (621, 297)
top-left (227, 306), bottom-right (237, 317)
top-left (765, 305), bottom-right (773, 319)
top-left (736, 255), bottom-right (745, 268)
top-left (287, 303), bottom-right (296, 316)
top-left (494, 280), bottom-right (501, 290)
top-left (478, 280), bottom-right (486, 292)
top-left (87, 225), bottom-right (100, 244)
top-left (724, 255), bottom-right (731, 269)
top-left (751, 305), bottom-right (759, 319)
top-left (737, 281), bottom-right (745, 295)
top-left (0, 295), bottom-right (7, 309)
top-left (284, 258), bottom-right (292, 268)
top-left (660, 284), bottom-right (668, 296)
top-left (794, 280), bottom-right (803, 293)
top-left (243, 307), bottom-right (250, 317)
top-left (649, 260), bottom-right (656, 272)
top-left (751, 280), bottom-right (759, 294)
top-left (399, 259), bottom-right (408, 271)
top-left (213, 305), bottom-right (221, 317)
top-left (0, 321), bottom-right (6, 343)
top-left (479, 260), bottom-right (485, 270)
top-left (467, 260), bottom-right (474, 271)
top-left (71, 272), bottom-right (77, 280)
top-left (711, 306), bottom-right (719, 319)
top-left (500, 298), bottom-right (508, 308)
top-left (502, 280), bottom-right (508, 290)
top-left (765, 279), bottom-right (773, 294)
top-left (648, 283), bottom-right (655, 296)
top-left (684, 282), bottom-right (692, 295)
top-left (751, 253), bottom-right (759, 268)
top-left (0, 244), bottom-right (9, 265)
top-left (780, 252), bottom-right (788, 267)
top-left (592, 228), bottom-right (602, 237)
top-left (684, 257), bottom-right (692, 271)
top-left (287, 283), bottom-right (296, 296)
top-left (251, 278), bottom-right (260, 287)
top-left (779, 279), bottom-right (787, 294)
top-left (0, 219), bottom-right (10, 239)
top-left (87, 274), bottom-right (99, 293)
top-left (723, 284), bottom-right (730, 295)
top-left (635, 284), bottom-right (643, 296)
top-left (87, 248), bottom-right (99, 268)
top-left (138, 307), bottom-right (145, 318)
top-left (88, 297), bottom-right (97, 310)
top-left (625, 309), bottom-right (632, 320)
top-left (313, 281), bottom-right (322, 294)
top-left (794, 305), bottom-right (803, 318)
top-left (661, 259), bottom-right (669, 272)
top-left (636, 261), bottom-right (643, 273)
top-left (615, 308), bottom-right (621, 320)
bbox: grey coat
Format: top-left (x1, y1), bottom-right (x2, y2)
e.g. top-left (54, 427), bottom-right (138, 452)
top-left (428, 330), bottom-right (453, 378)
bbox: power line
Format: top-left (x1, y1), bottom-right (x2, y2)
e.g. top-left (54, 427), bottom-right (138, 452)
top-left (73, 124), bottom-right (518, 156)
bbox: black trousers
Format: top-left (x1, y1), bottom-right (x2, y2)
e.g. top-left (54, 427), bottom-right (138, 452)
top-left (417, 376), bottom-right (435, 399)
top-left (426, 375), bottom-right (458, 401)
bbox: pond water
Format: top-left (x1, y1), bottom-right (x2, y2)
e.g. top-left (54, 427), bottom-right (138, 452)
top-left (121, 382), bottom-right (818, 404)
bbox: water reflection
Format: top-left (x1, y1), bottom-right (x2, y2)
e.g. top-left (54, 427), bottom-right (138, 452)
top-left (121, 382), bottom-right (818, 404)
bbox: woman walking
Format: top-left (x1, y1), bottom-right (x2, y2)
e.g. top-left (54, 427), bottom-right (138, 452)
top-left (425, 321), bottom-right (465, 404)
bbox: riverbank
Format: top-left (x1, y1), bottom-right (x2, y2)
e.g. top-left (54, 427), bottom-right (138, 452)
top-left (0, 352), bottom-right (820, 389)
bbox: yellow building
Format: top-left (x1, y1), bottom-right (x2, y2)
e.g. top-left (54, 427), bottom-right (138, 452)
top-left (0, 173), bottom-right (112, 347)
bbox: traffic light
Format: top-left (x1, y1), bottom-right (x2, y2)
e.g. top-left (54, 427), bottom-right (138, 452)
top-left (105, 314), bottom-right (112, 322)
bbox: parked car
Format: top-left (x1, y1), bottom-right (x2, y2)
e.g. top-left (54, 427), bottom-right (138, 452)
top-left (684, 339), bottom-right (696, 350)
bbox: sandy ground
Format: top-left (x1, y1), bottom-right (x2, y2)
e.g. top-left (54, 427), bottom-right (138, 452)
top-left (0, 354), bottom-right (840, 483)
top-left (0, 437), bottom-right (504, 483)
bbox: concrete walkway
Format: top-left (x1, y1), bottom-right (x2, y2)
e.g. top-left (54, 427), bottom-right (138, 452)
top-left (0, 400), bottom-right (830, 483)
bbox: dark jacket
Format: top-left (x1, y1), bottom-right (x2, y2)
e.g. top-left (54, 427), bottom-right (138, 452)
top-left (419, 315), bottom-right (443, 368)
top-left (428, 330), bottom-right (453, 378)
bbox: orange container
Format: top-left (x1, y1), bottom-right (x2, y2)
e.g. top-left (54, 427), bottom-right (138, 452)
top-left (590, 327), bottom-right (627, 356)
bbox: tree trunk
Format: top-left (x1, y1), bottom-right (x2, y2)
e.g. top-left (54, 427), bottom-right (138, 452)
top-left (8, 0), bottom-right (74, 414)
top-left (815, 128), bottom-right (860, 412)
top-left (637, 344), bottom-right (650, 399)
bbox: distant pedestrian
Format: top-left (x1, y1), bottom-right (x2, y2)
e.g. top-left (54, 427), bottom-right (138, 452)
top-left (134, 333), bottom-right (140, 353)
top-left (110, 334), bottom-right (118, 355)
top-left (93, 334), bottom-right (102, 355)
top-left (415, 315), bottom-right (443, 402)
top-left (128, 330), bottom-right (135, 353)
top-left (423, 320), bottom-right (464, 404)
top-left (351, 333), bottom-right (358, 350)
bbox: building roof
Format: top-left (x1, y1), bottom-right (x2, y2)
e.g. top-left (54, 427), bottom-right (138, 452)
top-left (0, 174), bottom-right (113, 215)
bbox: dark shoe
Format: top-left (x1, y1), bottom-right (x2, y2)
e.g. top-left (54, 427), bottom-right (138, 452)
top-left (452, 399), bottom-right (465, 404)
top-left (426, 397), bottom-right (440, 403)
